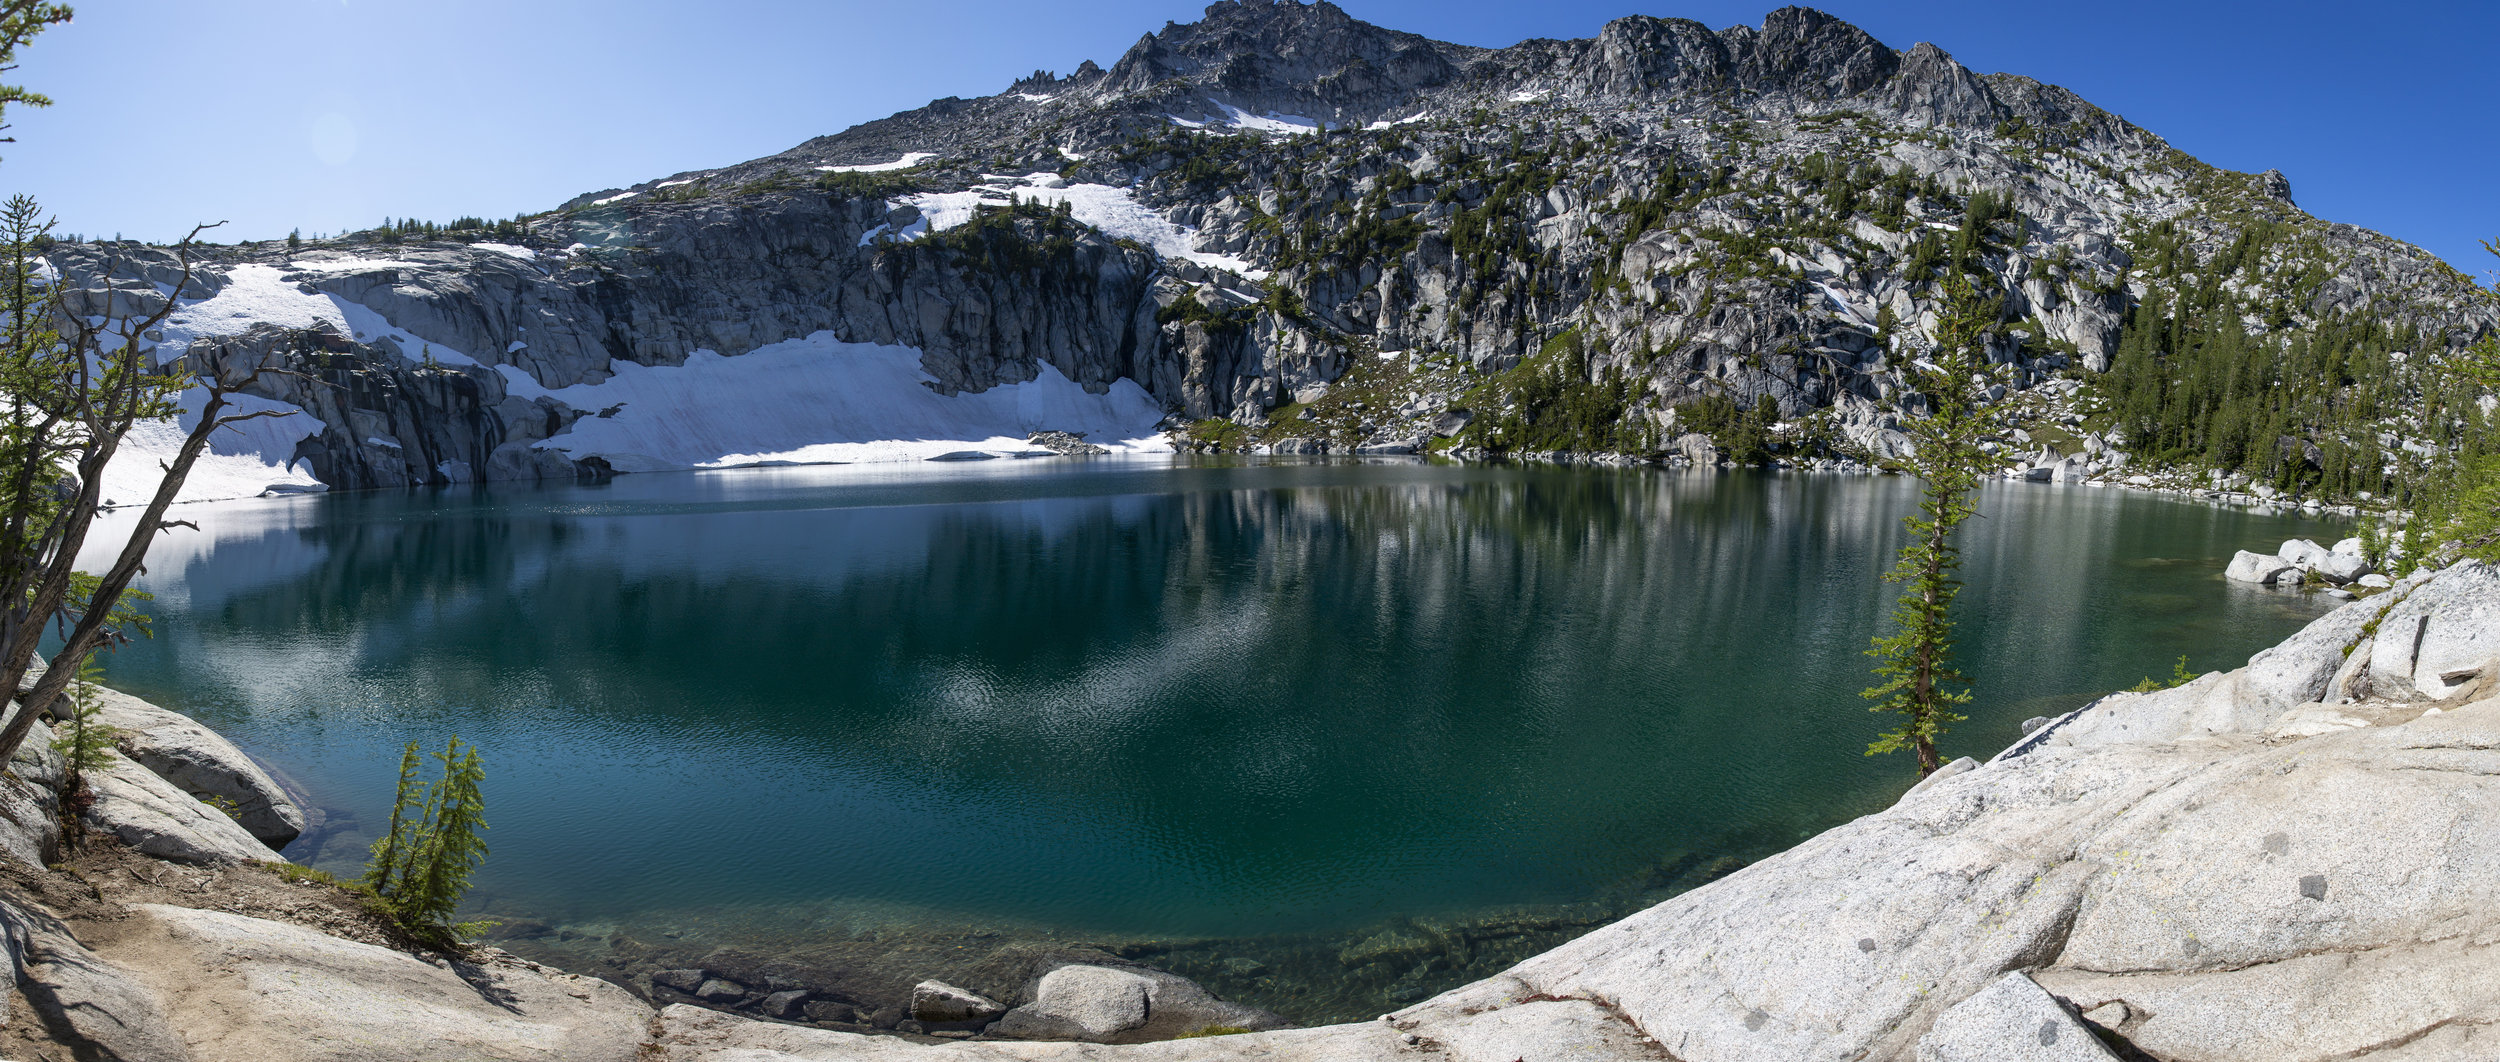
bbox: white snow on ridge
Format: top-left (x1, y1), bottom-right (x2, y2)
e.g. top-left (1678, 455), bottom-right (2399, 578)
top-left (1014, 93), bottom-right (1058, 103)
top-left (818, 152), bottom-right (937, 173)
top-left (529, 332), bottom-right (1169, 469)
top-left (1365, 114), bottom-right (1429, 130)
top-left (98, 389), bottom-right (326, 507)
top-left (475, 242), bottom-right (537, 260)
top-left (121, 263), bottom-right (489, 502)
top-left (592, 192), bottom-right (639, 206)
top-left (159, 264), bottom-right (349, 354)
top-left (899, 174), bottom-right (1266, 279)
top-left (1211, 101), bottom-right (1322, 135)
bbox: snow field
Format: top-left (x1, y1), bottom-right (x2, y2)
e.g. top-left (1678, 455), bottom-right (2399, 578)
top-left (898, 173), bottom-right (1266, 278)
top-left (97, 390), bottom-right (326, 508)
top-left (529, 332), bottom-right (1170, 470)
top-left (818, 151), bottom-right (938, 173)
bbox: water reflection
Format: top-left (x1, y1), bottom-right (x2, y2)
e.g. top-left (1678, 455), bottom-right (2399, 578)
top-left (94, 461), bottom-right (2341, 950)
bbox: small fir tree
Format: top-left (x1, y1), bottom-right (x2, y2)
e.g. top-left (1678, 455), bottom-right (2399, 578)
top-left (49, 654), bottom-right (122, 844)
top-left (1864, 273), bottom-right (2008, 776)
top-left (363, 737), bottom-right (490, 946)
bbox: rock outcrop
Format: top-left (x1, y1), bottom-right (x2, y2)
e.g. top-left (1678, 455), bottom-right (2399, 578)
top-left (80, 686), bottom-right (306, 848)
top-left (0, 897), bottom-right (195, 1062)
top-left (80, 750), bottom-right (274, 866)
top-left (103, 905), bottom-right (652, 1062)
top-left (1916, 973), bottom-right (2116, 1062)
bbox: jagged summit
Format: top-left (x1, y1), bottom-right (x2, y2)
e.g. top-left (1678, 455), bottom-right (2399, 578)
top-left (613, 4), bottom-right (2153, 201)
top-left (1090, 0), bottom-right (1469, 122)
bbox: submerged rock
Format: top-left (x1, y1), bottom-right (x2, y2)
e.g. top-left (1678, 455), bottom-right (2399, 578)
top-left (907, 979), bottom-right (1005, 1025)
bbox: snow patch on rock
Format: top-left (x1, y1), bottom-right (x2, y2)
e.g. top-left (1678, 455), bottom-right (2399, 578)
top-left (817, 151), bottom-right (937, 173)
top-left (528, 332), bottom-right (1169, 470)
top-left (901, 174), bottom-right (1266, 278)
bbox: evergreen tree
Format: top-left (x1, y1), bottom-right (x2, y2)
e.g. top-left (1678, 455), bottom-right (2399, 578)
top-left (2413, 238), bottom-right (2500, 563)
top-left (363, 737), bottom-right (491, 946)
top-left (1864, 273), bottom-right (2006, 776)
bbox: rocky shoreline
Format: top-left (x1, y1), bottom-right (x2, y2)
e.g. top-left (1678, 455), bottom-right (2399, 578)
top-left (6, 558), bottom-right (2500, 1058)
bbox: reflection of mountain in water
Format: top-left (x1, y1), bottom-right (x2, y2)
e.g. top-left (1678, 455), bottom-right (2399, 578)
top-left (101, 464), bottom-right (2340, 958)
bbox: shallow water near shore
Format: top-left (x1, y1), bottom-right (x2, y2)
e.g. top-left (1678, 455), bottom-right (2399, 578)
top-left (90, 458), bottom-right (2342, 1022)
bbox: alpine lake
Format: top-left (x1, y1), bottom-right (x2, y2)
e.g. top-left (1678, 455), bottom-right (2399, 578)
top-left (90, 457), bottom-right (2344, 1023)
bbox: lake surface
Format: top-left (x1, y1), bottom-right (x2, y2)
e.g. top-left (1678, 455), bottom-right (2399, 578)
top-left (91, 459), bottom-right (2343, 1018)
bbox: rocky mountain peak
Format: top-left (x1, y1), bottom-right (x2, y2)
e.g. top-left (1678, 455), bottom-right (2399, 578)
top-left (1737, 5), bottom-right (1898, 97)
top-left (1095, 0), bottom-right (1468, 124)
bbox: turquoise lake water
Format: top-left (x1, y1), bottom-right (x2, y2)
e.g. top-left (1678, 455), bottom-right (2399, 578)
top-left (88, 459), bottom-right (2341, 1013)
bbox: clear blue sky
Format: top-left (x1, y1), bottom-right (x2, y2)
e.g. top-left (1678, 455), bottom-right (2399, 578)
top-left (7, 1), bottom-right (2494, 278)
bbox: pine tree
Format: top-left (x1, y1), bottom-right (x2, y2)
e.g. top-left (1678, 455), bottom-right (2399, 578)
top-left (286, 228), bottom-right (301, 250)
top-left (1864, 273), bottom-right (2006, 776)
top-left (49, 654), bottom-right (122, 823)
top-left (363, 738), bottom-right (491, 946)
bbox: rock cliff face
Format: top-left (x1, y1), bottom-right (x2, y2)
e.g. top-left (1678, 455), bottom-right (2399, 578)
top-left (47, 1), bottom-right (2500, 495)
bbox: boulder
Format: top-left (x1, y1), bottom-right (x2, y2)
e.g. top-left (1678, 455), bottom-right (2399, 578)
top-left (2313, 551), bottom-right (2372, 584)
top-left (1916, 971), bottom-right (2117, 1061)
top-left (84, 749), bottom-right (276, 865)
top-left (2357, 573), bottom-right (2394, 589)
top-left (1672, 432), bottom-right (1718, 465)
top-left (82, 685), bottom-right (306, 849)
top-left (107, 904), bottom-right (652, 1062)
top-left (2222, 550), bottom-right (2296, 585)
top-left (694, 977), bottom-right (748, 1004)
top-left (649, 968), bottom-right (707, 993)
top-left (758, 989), bottom-right (810, 1019)
top-left (2236, 594), bottom-right (2380, 721)
top-left (988, 960), bottom-right (1289, 1044)
top-left (2363, 561), bottom-right (2500, 699)
top-left (2278, 538), bottom-right (2334, 571)
top-left (799, 998), bottom-right (855, 1024)
top-left (908, 979), bottom-right (1005, 1026)
top-left (991, 963), bottom-right (1151, 1040)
